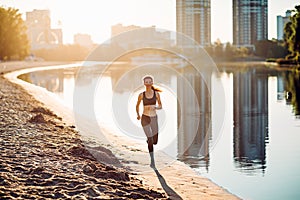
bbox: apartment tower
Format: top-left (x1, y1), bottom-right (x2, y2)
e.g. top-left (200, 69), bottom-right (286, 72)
top-left (277, 10), bottom-right (291, 40)
top-left (176, 0), bottom-right (211, 47)
top-left (233, 0), bottom-right (268, 48)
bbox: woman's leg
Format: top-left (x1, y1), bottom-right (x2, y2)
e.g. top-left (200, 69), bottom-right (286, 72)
top-left (147, 137), bottom-right (155, 168)
top-left (147, 137), bottom-right (154, 152)
top-left (142, 115), bottom-right (156, 168)
top-left (150, 116), bottom-right (158, 145)
top-left (153, 134), bottom-right (158, 145)
top-left (142, 125), bottom-right (154, 153)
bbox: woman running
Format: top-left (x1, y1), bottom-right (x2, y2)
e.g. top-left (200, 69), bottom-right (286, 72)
top-left (136, 75), bottom-right (162, 168)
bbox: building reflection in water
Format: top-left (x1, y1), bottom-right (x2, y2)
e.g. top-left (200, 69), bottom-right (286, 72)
top-left (277, 72), bottom-right (285, 101)
top-left (177, 67), bottom-right (212, 170)
top-left (19, 68), bottom-right (76, 94)
top-left (233, 69), bottom-right (269, 174)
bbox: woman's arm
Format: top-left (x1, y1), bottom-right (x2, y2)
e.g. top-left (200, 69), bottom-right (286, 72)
top-left (155, 92), bottom-right (162, 110)
top-left (136, 93), bottom-right (142, 120)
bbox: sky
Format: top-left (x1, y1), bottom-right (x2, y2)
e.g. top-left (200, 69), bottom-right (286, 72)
top-left (1, 0), bottom-right (299, 44)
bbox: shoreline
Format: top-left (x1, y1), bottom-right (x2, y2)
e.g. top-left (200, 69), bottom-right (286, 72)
top-left (1, 61), bottom-right (240, 199)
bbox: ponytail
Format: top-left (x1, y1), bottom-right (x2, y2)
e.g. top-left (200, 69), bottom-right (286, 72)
top-left (151, 86), bottom-right (162, 92)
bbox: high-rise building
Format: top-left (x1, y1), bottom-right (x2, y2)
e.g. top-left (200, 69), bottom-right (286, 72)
top-left (277, 10), bottom-right (292, 41)
top-left (233, 0), bottom-right (268, 48)
top-left (26, 9), bottom-right (62, 50)
top-left (176, 0), bottom-right (211, 47)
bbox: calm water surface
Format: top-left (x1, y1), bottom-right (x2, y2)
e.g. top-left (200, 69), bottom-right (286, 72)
top-left (20, 62), bottom-right (300, 200)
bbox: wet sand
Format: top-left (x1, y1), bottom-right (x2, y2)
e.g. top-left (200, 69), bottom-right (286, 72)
top-left (0, 61), bottom-right (240, 199)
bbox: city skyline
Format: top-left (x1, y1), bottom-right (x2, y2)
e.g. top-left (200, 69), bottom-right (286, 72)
top-left (1, 0), bottom-right (299, 44)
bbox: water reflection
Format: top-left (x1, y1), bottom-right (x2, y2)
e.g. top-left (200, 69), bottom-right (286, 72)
top-left (283, 70), bottom-right (300, 117)
top-left (233, 69), bottom-right (269, 174)
top-left (277, 72), bottom-right (285, 101)
top-left (275, 70), bottom-right (300, 117)
top-left (18, 68), bottom-right (77, 105)
top-left (177, 68), bottom-right (211, 170)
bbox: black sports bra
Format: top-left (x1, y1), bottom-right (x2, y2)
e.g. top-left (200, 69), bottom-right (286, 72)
top-left (143, 91), bottom-right (156, 106)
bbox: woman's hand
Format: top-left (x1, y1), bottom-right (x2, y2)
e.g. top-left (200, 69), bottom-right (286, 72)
top-left (155, 105), bottom-right (162, 110)
top-left (137, 115), bottom-right (141, 120)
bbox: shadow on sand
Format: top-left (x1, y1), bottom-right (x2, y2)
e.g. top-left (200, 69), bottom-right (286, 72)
top-left (153, 168), bottom-right (183, 200)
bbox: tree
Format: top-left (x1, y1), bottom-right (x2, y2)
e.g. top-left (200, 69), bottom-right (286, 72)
top-left (224, 42), bottom-right (234, 59)
top-left (284, 5), bottom-right (300, 61)
top-left (0, 7), bottom-right (29, 60)
top-left (214, 38), bottom-right (223, 57)
top-left (254, 40), bottom-right (288, 58)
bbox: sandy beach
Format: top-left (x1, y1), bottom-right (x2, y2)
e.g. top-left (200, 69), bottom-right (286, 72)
top-left (0, 61), bottom-right (240, 199)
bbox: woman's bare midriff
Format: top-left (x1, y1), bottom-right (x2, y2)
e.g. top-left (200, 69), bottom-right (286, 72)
top-left (143, 105), bottom-right (156, 117)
